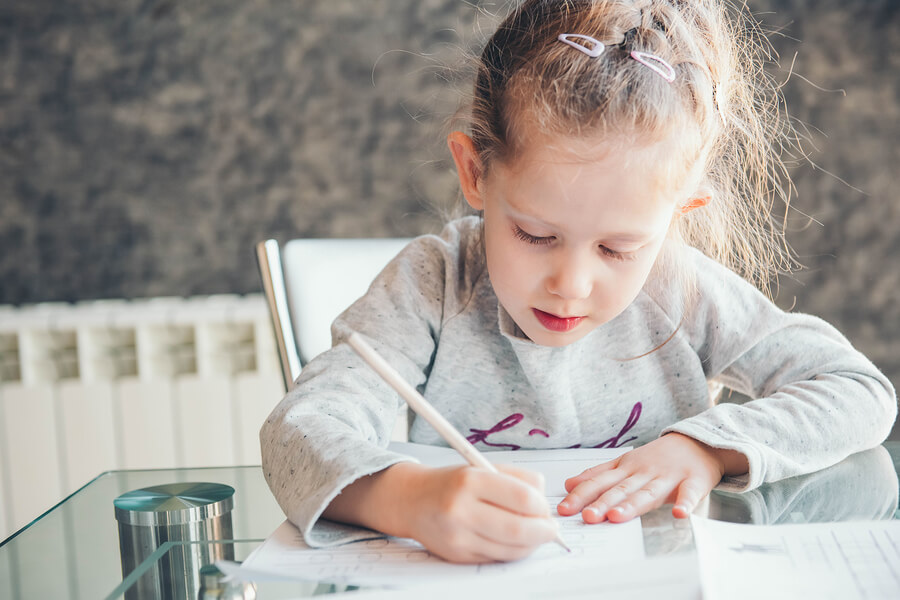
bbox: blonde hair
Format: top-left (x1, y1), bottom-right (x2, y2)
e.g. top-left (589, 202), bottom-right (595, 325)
top-left (466, 0), bottom-right (798, 299)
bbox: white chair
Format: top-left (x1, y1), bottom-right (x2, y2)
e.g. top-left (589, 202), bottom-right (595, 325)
top-left (256, 237), bottom-right (412, 392)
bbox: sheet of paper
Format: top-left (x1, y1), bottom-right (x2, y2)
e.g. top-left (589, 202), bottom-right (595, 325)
top-left (238, 444), bottom-right (644, 586)
top-left (691, 516), bottom-right (900, 600)
top-left (333, 553), bottom-right (701, 600)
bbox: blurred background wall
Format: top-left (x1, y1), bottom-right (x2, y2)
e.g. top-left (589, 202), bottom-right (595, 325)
top-left (0, 0), bottom-right (897, 525)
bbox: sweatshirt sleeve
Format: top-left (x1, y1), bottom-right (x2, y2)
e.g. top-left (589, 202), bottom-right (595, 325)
top-left (259, 224), bottom-right (472, 546)
top-left (661, 250), bottom-right (897, 492)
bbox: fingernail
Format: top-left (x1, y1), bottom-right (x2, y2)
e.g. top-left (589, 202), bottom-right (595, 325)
top-left (584, 507), bottom-right (600, 519)
top-left (558, 500), bottom-right (569, 510)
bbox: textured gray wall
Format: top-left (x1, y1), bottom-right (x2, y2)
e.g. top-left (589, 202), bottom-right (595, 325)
top-left (0, 0), bottom-right (478, 301)
top-left (1, 1), bottom-right (898, 430)
top-left (751, 1), bottom-right (900, 434)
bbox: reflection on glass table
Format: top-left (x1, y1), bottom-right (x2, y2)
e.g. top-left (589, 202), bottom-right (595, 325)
top-left (0, 444), bottom-right (897, 599)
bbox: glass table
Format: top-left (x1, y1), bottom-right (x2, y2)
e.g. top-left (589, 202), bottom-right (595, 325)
top-left (2, 443), bottom-right (898, 599)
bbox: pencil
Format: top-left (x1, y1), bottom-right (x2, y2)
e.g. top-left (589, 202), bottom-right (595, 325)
top-left (346, 331), bottom-right (571, 553)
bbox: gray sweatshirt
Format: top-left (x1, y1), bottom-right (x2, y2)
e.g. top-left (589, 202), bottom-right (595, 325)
top-left (260, 216), bottom-right (897, 547)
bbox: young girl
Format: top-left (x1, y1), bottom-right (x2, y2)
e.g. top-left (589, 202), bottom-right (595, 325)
top-left (261, 0), bottom-right (896, 564)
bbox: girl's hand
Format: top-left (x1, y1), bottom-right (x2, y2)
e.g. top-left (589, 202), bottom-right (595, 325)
top-left (557, 433), bottom-right (748, 523)
top-left (325, 462), bottom-right (560, 563)
top-left (401, 463), bottom-right (560, 563)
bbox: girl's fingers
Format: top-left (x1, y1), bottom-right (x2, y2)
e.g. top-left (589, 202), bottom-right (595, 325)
top-left (604, 477), bottom-right (676, 522)
top-left (429, 529), bottom-right (528, 564)
top-left (475, 510), bottom-right (558, 556)
top-left (466, 537), bottom-right (539, 564)
top-left (672, 477), bottom-right (707, 518)
top-left (556, 437), bottom-right (724, 525)
top-left (559, 469), bottom-right (653, 520)
top-left (496, 464), bottom-right (547, 496)
top-left (474, 468), bottom-right (549, 517)
top-left (564, 459), bottom-right (618, 492)
top-left (580, 473), bottom-right (654, 523)
top-left (558, 468), bottom-right (627, 516)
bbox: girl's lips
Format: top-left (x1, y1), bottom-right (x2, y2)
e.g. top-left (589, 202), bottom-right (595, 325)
top-left (532, 308), bottom-right (585, 332)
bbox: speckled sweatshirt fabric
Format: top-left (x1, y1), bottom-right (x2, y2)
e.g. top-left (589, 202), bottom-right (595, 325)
top-left (260, 217), bottom-right (896, 547)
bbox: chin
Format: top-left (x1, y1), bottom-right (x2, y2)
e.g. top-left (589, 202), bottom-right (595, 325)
top-left (535, 337), bottom-right (579, 348)
top-left (526, 328), bottom-right (592, 348)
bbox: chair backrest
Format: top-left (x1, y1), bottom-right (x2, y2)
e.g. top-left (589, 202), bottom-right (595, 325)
top-left (256, 237), bottom-right (411, 391)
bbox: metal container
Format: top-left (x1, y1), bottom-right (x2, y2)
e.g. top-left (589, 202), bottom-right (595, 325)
top-left (198, 563), bottom-right (257, 599)
top-left (114, 482), bottom-right (235, 600)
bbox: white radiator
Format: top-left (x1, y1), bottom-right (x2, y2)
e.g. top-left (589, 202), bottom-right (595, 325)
top-left (0, 295), bottom-right (285, 541)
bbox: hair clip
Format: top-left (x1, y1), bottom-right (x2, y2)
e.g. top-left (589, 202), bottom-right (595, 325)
top-left (557, 33), bottom-right (605, 58)
top-left (557, 33), bottom-right (677, 83)
top-left (630, 51), bottom-right (676, 83)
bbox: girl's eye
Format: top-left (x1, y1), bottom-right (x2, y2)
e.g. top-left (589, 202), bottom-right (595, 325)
top-left (513, 225), bottom-right (554, 245)
top-left (599, 245), bottom-right (635, 261)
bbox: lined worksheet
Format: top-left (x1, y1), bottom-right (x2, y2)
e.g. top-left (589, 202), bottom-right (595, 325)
top-left (238, 445), bottom-right (645, 586)
top-left (333, 553), bottom-right (702, 600)
top-left (691, 516), bottom-right (900, 600)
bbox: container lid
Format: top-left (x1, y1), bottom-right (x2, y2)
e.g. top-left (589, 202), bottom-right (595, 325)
top-left (114, 482), bottom-right (234, 526)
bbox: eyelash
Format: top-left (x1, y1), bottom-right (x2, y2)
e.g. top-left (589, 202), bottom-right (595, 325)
top-left (599, 246), bottom-right (631, 261)
top-left (513, 225), bottom-right (554, 246)
top-left (512, 225), bottom-right (633, 261)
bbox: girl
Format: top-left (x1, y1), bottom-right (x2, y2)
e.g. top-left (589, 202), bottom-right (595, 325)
top-left (261, 0), bottom-right (896, 564)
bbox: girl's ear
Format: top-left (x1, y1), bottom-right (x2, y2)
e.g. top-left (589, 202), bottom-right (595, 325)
top-left (678, 195), bottom-right (710, 215)
top-left (447, 131), bottom-right (485, 211)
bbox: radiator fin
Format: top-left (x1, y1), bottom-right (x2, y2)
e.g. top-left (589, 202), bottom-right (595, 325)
top-left (0, 295), bottom-right (283, 540)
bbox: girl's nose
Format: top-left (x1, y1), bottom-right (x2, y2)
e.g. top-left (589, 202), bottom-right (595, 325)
top-left (546, 254), bottom-right (594, 300)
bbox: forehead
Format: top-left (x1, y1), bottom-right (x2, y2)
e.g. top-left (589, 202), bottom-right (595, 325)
top-left (504, 130), bottom-right (698, 196)
top-left (499, 134), bottom-right (688, 199)
top-left (487, 136), bottom-right (681, 240)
